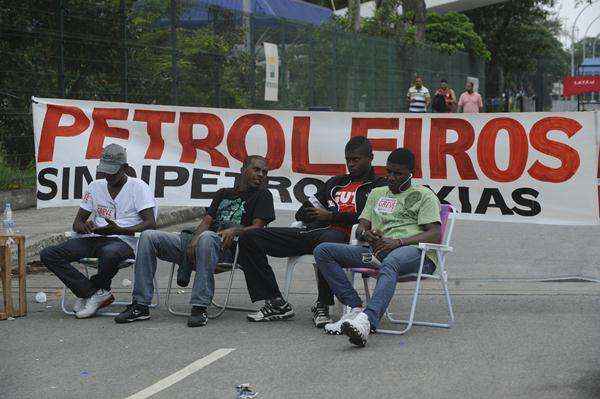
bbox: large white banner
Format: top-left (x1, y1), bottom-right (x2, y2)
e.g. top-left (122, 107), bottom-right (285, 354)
top-left (32, 97), bottom-right (599, 225)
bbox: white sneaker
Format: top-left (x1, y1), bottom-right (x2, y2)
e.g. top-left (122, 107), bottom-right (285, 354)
top-left (324, 307), bottom-right (362, 335)
top-left (75, 289), bottom-right (114, 319)
top-left (73, 298), bottom-right (87, 313)
top-left (341, 312), bottom-right (371, 347)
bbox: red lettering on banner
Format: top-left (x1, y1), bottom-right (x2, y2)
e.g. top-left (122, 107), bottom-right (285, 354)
top-left (528, 117), bottom-right (582, 183)
top-left (403, 118), bottom-right (423, 178)
top-left (477, 118), bottom-right (528, 182)
top-left (227, 114), bottom-right (285, 170)
top-left (429, 118), bottom-right (478, 180)
top-left (134, 109), bottom-right (175, 159)
top-left (291, 117), bottom-right (345, 175)
top-left (350, 118), bottom-right (398, 175)
top-left (38, 105), bottom-right (90, 162)
top-left (178, 112), bottom-right (228, 167)
top-left (85, 108), bottom-right (130, 159)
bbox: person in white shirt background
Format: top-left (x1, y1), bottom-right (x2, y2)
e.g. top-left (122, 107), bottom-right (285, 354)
top-left (406, 76), bottom-right (430, 113)
top-left (40, 144), bottom-right (156, 319)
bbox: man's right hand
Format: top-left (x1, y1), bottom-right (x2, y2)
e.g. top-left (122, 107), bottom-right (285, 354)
top-left (363, 229), bottom-right (382, 246)
top-left (186, 234), bottom-right (201, 266)
top-left (74, 220), bottom-right (96, 234)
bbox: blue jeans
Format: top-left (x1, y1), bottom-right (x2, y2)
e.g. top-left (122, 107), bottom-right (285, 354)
top-left (40, 237), bottom-right (134, 298)
top-left (313, 243), bottom-right (434, 329)
top-left (132, 230), bottom-right (232, 308)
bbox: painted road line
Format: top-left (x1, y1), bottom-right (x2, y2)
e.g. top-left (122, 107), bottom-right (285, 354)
top-left (125, 348), bottom-right (235, 399)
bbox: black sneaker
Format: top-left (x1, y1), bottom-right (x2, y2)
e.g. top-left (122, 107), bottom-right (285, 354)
top-left (246, 299), bottom-right (294, 322)
top-left (311, 302), bottom-right (332, 328)
top-left (114, 302), bottom-right (150, 324)
top-left (187, 306), bottom-right (208, 328)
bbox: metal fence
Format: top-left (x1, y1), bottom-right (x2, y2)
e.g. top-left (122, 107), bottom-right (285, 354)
top-left (0, 0), bottom-right (486, 190)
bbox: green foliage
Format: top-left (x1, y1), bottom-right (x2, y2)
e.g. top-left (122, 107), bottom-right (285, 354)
top-left (331, 1), bottom-right (489, 59)
top-left (425, 12), bottom-right (490, 60)
top-left (465, 0), bottom-right (568, 97)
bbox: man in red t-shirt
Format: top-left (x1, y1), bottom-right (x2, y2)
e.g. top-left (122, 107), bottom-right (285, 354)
top-left (238, 137), bottom-right (387, 327)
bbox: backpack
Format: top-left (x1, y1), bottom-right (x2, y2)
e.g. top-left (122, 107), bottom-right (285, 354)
top-left (433, 92), bottom-right (447, 112)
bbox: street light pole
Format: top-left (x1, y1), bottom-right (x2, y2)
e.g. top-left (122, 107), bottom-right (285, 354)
top-left (582, 14), bottom-right (600, 60)
top-left (572, 1), bottom-right (599, 76)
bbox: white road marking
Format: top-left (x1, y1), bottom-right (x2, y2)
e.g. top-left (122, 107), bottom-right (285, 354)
top-left (125, 348), bottom-right (235, 399)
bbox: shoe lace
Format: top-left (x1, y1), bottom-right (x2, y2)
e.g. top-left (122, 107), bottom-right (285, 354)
top-left (313, 303), bottom-right (329, 318)
top-left (260, 301), bottom-right (276, 315)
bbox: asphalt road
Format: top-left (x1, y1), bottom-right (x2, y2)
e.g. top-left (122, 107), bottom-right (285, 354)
top-left (2, 211), bottom-right (600, 398)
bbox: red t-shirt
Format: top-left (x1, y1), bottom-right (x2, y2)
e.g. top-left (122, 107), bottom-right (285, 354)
top-left (330, 181), bottom-right (363, 236)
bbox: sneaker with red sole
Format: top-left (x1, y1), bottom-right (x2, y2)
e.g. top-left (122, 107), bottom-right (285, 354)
top-left (75, 289), bottom-right (114, 319)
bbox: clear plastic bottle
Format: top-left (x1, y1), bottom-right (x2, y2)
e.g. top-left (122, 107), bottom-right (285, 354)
top-left (3, 203), bottom-right (15, 233)
top-left (3, 203), bottom-right (15, 246)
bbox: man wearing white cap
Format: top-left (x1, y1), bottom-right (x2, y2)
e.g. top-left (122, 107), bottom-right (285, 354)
top-left (40, 144), bottom-right (157, 318)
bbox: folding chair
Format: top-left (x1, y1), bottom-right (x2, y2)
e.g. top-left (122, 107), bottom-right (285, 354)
top-left (165, 237), bottom-right (255, 319)
top-left (349, 204), bottom-right (457, 335)
top-left (59, 233), bottom-right (160, 317)
top-left (283, 221), bottom-right (320, 300)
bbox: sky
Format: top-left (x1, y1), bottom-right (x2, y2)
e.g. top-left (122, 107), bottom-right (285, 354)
top-left (556, 0), bottom-right (600, 47)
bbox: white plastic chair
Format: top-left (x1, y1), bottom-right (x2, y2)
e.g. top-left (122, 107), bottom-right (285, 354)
top-left (349, 204), bottom-right (457, 335)
top-left (165, 237), bottom-right (255, 319)
top-left (59, 232), bottom-right (160, 317)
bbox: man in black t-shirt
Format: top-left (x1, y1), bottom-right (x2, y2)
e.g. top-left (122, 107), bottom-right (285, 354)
top-left (239, 137), bottom-right (386, 325)
top-left (115, 156), bottom-right (274, 327)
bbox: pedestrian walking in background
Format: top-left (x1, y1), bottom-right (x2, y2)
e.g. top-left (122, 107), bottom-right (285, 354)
top-left (406, 76), bottom-right (430, 113)
top-left (458, 81), bottom-right (483, 113)
top-left (432, 78), bottom-right (456, 113)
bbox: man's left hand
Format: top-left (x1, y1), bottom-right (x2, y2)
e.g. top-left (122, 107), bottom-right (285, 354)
top-left (305, 207), bottom-right (332, 222)
top-left (92, 218), bottom-right (124, 236)
top-left (218, 227), bottom-right (240, 249)
top-left (373, 237), bottom-right (402, 256)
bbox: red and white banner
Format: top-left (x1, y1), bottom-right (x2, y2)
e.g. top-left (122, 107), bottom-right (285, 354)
top-left (563, 76), bottom-right (600, 97)
top-left (32, 97), bottom-right (599, 225)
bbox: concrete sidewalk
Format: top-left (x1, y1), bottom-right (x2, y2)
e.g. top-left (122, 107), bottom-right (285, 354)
top-left (11, 205), bottom-right (204, 261)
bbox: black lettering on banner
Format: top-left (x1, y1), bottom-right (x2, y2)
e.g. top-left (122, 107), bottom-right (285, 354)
top-left (458, 186), bottom-right (472, 213)
top-left (61, 167), bottom-right (70, 200)
top-left (431, 185), bottom-right (454, 203)
top-left (191, 169), bottom-right (220, 199)
top-left (141, 165), bottom-right (151, 185)
top-left (155, 166), bottom-right (189, 198)
top-left (74, 166), bottom-right (93, 199)
top-left (225, 172), bottom-right (241, 188)
top-left (267, 177), bottom-right (292, 203)
top-left (37, 168), bottom-right (58, 201)
top-left (293, 178), bottom-right (325, 203)
top-left (475, 188), bottom-right (514, 215)
top-left (511, 188), bottom-right (541, 217)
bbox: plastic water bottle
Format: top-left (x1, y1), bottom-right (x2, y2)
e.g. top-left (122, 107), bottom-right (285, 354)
top-left (3, 203), bottom-right (15, 246)
top-left (3, 203), bottom-right (15, 234)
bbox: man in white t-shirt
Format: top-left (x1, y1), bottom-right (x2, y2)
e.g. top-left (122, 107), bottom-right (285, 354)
top-left (406, 76), bottom-right (430, 113)
top-left (40, 144), bottom-right (157, 318)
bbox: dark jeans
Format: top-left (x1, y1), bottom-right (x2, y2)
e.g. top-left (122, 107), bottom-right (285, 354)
top-left (40, 237), bottom-right (134, 298)
top-left (237, 227), bottom-right (347, 304)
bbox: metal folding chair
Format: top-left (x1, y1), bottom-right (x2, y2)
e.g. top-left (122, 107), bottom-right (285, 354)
top-left (165, 238), bottom-right (255, 319)
top-left (283, 221), bottom-right (319, 300)
top-left (349, 204), bottom-right (458, 335)
top-left (59, 232), bottom-right (160, 317)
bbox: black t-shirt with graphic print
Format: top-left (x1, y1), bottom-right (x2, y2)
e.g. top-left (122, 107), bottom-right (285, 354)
top-left (206, 187), bottom-right (275, 232)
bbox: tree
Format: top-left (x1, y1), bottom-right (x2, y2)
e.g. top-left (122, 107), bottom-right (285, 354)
top-left (465, 0), bottom-right (567, 98)
top-left (400, 0), bottom-right (426, 40)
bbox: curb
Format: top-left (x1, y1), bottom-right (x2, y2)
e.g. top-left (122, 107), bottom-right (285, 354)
top-left (25, 207), bottom-right (205, 261)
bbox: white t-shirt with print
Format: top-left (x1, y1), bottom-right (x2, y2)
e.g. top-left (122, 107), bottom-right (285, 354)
top-left (77, 177), bottom-right (156, 251)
